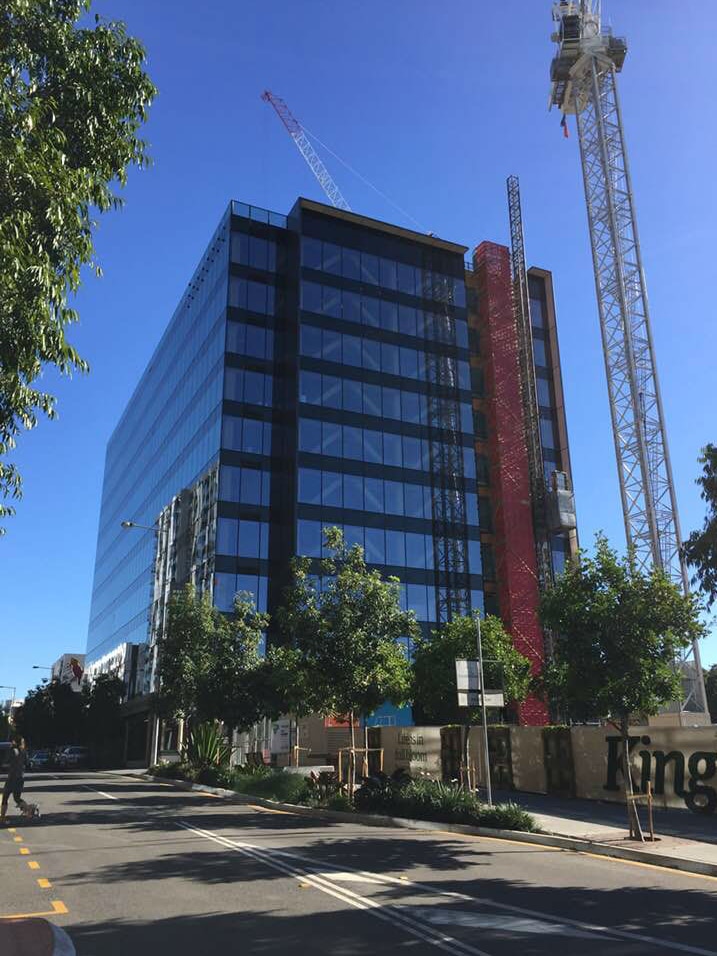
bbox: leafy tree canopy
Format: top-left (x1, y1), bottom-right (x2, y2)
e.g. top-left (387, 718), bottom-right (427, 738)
top-left (157, 584), bottom-right (269, 732)
top-left (14, 678), bottom-right (84, 747)
top-left (412, 613), bottom-right (531, 726)
top-left (705, 664), bottom-right (717, 724)
top-left (538, 534), bottom-right (705, 724)
top-left (272, 527), bottom-right (418, 722)
top-left (684, 444), bottom-right (717, 606)
top-left (0, 0), bottom-right (156, 529)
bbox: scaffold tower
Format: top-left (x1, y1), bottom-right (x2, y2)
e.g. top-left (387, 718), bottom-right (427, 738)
top-left (549, 0), bottom-right (707, 714)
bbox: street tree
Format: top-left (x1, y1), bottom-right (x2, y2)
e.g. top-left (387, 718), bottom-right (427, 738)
top-left (273, 527), bottom-right (418, 790)
top-left (704, 664), bottom-right (717, 724)
top-left (15, 679), bottom-right (84, 748)
top-left (683, 444), bottom-right (717, 606)
top-left (538, 534), bottom-right (705, 838)
top-left (412, 614), bottom-right (531, 779)
top-left (83, 673), bottom-right (125, 767)
top-left (0, 0), bottom-right (156, 529)
top-left (157, 584), bottom-right (269, 733)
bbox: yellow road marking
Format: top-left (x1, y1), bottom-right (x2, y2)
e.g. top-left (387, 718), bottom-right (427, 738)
top-left (27, 861), bottom-right (40, 870)
top-left (0, 901), bottom-right (68, 920)
top-left (7, 828), bottom-right (15, 834)
top-left (19, 848), bottom-right (30, 855)
top-left (37, 878), bottom-right (51, 889)
top-left (13, 836), bottom-right (22, 843)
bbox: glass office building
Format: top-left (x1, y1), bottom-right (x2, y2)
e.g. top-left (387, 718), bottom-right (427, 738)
top-left (86, 197), bottom-right (575, 733)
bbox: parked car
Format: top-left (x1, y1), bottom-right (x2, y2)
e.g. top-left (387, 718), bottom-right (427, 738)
top-left (58, 746), bottom-right (89, 769)
top-left (27, 750), bottom-right (52, 771)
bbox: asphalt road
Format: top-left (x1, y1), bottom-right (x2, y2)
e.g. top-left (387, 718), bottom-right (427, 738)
top-left (1, 771), bottom-right (716, 956)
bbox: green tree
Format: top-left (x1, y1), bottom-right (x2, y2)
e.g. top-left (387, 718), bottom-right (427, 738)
top-left (157, 584), bottom-right (270, 733)
top-left (273, 527), bottom-right (417, 790)
top-left (15, 679), bottom-right (84, 748)
top-left (0, 0), bottom-right (156, 528)
top-left (684, 444), bottom-right (717, 606)
top-left (412, 614), bottom-right (531, 779)
top-left (539, 534), bottom-right (705, 838)
top-left (705, 664), bottom-right (717, 724)
top-left (83, 673), bottom-right (125, 767)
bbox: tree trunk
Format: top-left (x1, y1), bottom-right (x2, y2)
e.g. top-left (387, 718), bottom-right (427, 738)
top-left (349, 710), bottom-right (356, 800)
top-left (621, 716), bottom-right (644, 842)
top-left (462, 723), bottom-right (472, 789)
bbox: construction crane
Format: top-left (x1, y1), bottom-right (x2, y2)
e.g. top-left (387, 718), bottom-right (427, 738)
top-left (261, 90), bottom-right (351, 211)
top-left (549, 1), bottom-right (708, 715)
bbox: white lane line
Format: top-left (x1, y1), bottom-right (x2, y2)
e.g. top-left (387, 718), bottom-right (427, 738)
top-left (177, 821), bottom-right (492, 956)
top-left (83, 787), bottom-right (120, 801)
top-left (181, 823), bottom-right (717, 956)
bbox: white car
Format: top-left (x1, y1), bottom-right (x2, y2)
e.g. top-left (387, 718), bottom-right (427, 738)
top-left (58, 746), bottom-right (89, 769)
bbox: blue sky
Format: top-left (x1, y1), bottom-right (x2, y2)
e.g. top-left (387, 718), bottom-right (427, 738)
top-left (2, 0), bottom-right (716, 701)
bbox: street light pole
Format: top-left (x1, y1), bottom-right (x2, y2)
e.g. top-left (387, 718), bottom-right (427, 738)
top-left (475, 618), bottom-right (493, 807)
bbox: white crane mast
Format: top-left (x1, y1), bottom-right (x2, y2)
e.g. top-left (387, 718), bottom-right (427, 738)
top-left (549, 1), bottom-right (707, 715)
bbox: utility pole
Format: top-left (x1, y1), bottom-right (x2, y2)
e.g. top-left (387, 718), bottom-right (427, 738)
top-left (548, 1), bottom-right (707, 717)
top-left (476, 618), bottom-right (493, 806)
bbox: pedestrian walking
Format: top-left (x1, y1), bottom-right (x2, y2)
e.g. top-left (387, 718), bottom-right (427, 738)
top-left (1, 734), bottom-right (28, 824)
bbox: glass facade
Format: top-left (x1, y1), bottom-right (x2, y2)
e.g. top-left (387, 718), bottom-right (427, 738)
top-left (86, 199), bottom-right (485, 698)
top-left (86, 213), bottom-right (230, 665)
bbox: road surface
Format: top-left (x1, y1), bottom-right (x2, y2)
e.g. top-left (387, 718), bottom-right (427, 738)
top-left (1, 772), bottom-right (715, 955)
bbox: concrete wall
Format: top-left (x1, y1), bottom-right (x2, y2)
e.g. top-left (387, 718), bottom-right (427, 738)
top-left (380, 726), bottom-right (443, 778)
top-left (509, 726), bottom-right (548, 794)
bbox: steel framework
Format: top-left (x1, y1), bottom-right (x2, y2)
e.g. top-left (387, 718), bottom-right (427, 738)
top-left (550, 2), bottom-right (707, 713)
top-left (261, 90), bottom-right (351, 211)
top-left (507, 175), bottom-right (553, 591)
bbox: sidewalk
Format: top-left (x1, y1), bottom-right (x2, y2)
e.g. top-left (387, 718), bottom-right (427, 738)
top-left (497, 790), bottom-right (717, 873)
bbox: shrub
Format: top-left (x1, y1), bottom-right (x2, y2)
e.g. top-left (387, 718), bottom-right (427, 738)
top-left (185, 723), bottom-right (231, 771)
top-left (353, 776), bottom-right (536, 832)
top-left (231, 770), bottom-right (311, 805)
top-left (327, 793), bottom-right (353, 812)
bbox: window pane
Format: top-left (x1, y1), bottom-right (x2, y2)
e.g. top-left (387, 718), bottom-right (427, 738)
top-left (343, 425), bottom-right (363, 460)
top-left (231, 232), bottom-right (249, 264)
top-left (300, 371), bottom-right (322, 405)
top-left (364, 428), bottom-right (382, 463)
top-left (458, 360), bottom-right (471, 390)
top-left (240, 467), bottom-right (263, 505)
top-left (322, 375), bottom-right (342, 410)
top-left (298, 468), bottom-right (322, 505)
top-left (247, 281), bottom-right (267, 314)
top-left (398, 305), bottom-right (417, 337)
top-left (343, 290), bottom-right (361, 324)
top-left (466, 447), bottom-right (479, 480)
top-left (299, 418), bottom-right (322, 453)
top-left (530, 298), bottom-right (545, 328)
top-left (342, 247), bottom-right (361, 280)
top-left (382, 387), bottom-right (401, 420)
top-left (222, 416), bottom-right (242, 450)
top-left (397, 262), bottom-right (417, 295)
top-left (465, 491), bottom-right (479, 527)
top-left (225, 368), bottom-right (243, 402)
top-left (380, 258), bottom-right (398, 290)
top-left (365, 477), bottom-right (384, 512)
top-left (323, 285), bottom-right (342, 319)
top-left (344, 525), bottom-right (364, 552)
top-left (404, 483), bottom-right (424, 518)
top-left (361, 253), bottom-right (379, 285)
top-left (214, 573), bottom-right (236, 612)
top-left (385, 480), bottom-right (403, 515)
top-left (461, 403), bottom-right (473, 433)
top-left (243, 371), bottom-right (266, 405)
top-left (301, 281), bottom-right (323, 313)
top-left (297, 519), bottom-right (321, 557)
top-left (343, 378), bottom-right (363, 413)
top-left (220, 465), bottom-right (242, 501)
top-left (386, 529), bottom-right (405, 566)
top-left (533, 337), bottom-right (548, 367)
top-left (406, 532), bottom-right (426, 568)
top-left (400, 346), bottom-right (418, 379)
top-left (249, 237), bottom-right (269, 271)
top-left (322, 328), bottom-right (342, 362)
top-left (363, 383), bottom-right (382, 417)
top-left (300, 325), bottom-right (322, 358)
top-left (365, 527), bottom-right (386, 564)
top-left (400, 390), bottom-right (419, 424)
top-left (361, 295), bottom-right (380, 327)
top-left (537, 377), bottom-right (552, 407)
top-left (381, 342), bottom-right (399, 375)
top-left (226, 321), bottom-right (246, 354)
top-left (383, 432), bottom-right (402, 467)
top-left (540, 417), bottom-right (557, 449)
top-left (343, 335), bottom-right (363, 367)
top-left (242, 418), bottom-right (264, 453)
top-left (456, 319), bottom-right (469, 349)
top-left (302, 237), bottom-right (322, 270)
top-left (322, 471), bottom-right (342, 507)
top-left (402, 436), bottom-right (422, 469)
top-left (406, 583), bottom-right (428, 621)
top-left (363, 338), bottom-right (381, 371)
top-left (229, 277), bottom-right (246, 309)
top-left (323, 243), bottom-right (342, 275)
top-left (343, 473), bottom-right (364, 511)
top-left (246, 324), bottom-right (267, 359)
top-left (380, 299), bottom-right (398, 331)
top-left (217, 517), bottom-right (238, 555)
top-left (468, 539), bottom-right (483, 576)
top-left (322, 422), bottom-right (342, 457)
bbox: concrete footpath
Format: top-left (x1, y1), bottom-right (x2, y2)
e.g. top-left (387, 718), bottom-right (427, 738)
top-left (120, 770), bottom-right (717, 879)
